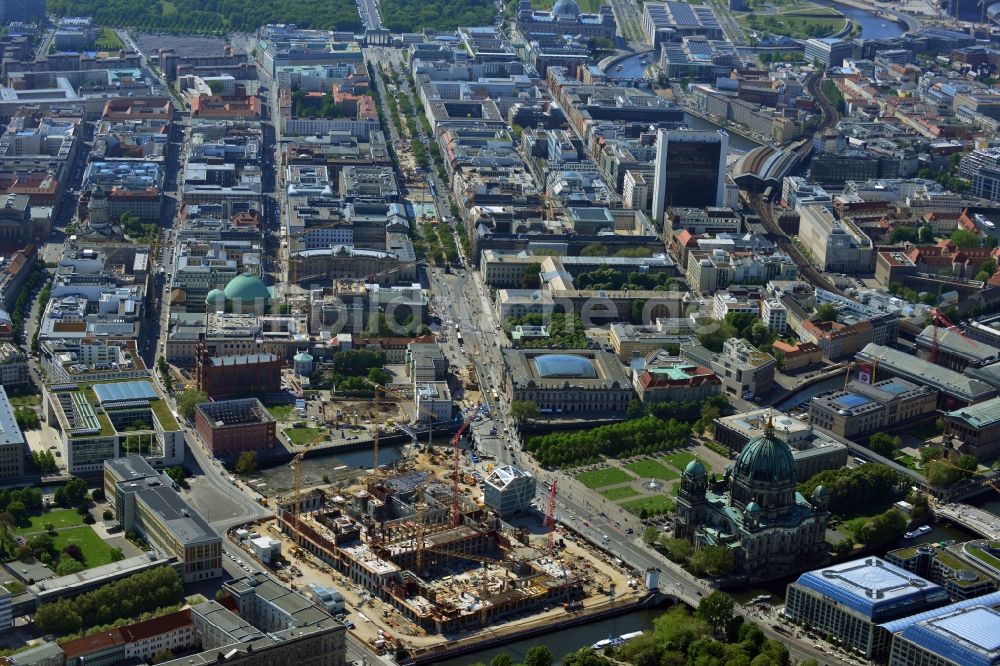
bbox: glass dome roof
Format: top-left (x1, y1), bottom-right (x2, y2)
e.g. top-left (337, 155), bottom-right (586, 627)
top-left (533, 354), bottom-right (598, 379)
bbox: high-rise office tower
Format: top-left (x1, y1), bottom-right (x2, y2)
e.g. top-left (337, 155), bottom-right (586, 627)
top-left (651, 128), bottom-right (729, 227)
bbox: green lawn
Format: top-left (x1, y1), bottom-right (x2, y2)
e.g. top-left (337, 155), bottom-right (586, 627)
top-left (894, 454), bottom-right (920, 471)
top-left (664, 451), bottom-right (704, 472)
top-left (575, 467), bottom-right (634, 489)
top-left (95, 28), bottom-right (125, 51)
top-left (284, 427), bottom-right (325, 447)
top-left (531, 0), bottom-right (602, 12)
top-left (600, 487), bottom-right (640, 501)
top-left (14, 509), bottom-right (84, 536)
top-left (7, 394), bottom-right (41, 408)
top-left (52, 526), bottom-right (118, 568)
top-left (623, 495), bottom-right (675, 515)
top-left (967, 545), bottom-right (1000, 571)
top-left (625, 460), bottom-right (679, 481)
top-left (267, 404), bottom-right (295, 421)
top-left (737, 8), bottom-right (847, 39)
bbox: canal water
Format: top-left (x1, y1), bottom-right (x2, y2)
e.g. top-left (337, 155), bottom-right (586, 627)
top-left (683, 114), bottom-right (762, 152)
top-left (433, 608), bottom-right (663, 666)
top-left (607, 52), bottom-right (650, 80)
top-left (811, 0), bottom-right (907, 38)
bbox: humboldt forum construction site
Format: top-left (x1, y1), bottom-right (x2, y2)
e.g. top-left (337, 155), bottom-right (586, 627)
top-left (261, 426), bottom-right (648, 657)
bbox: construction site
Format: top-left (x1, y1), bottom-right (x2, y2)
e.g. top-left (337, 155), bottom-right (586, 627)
top-left (260, 423), bottom-right (640, 645)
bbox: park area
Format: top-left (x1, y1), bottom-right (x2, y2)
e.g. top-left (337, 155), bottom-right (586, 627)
top-left (571, 448), bottom-right (720, 517)
top-left (737, 5), bottom-right (847, 39)
top-left (12, 507), bottom-right (123, 571)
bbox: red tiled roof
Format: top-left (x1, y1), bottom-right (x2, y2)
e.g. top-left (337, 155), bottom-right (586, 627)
top-left (61, 629), bottom-right (126, 658)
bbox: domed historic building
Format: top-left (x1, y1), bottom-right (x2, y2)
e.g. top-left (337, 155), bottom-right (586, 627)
top-left (674, 416), bottom-right (830, 582)
top-left (515, 0), bottom-right (617, 41)
top-left (204, 273), bottom-right (272, 314)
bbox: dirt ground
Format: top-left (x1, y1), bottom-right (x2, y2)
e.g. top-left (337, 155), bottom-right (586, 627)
top-left (232, 450), bottom-right (643, 657)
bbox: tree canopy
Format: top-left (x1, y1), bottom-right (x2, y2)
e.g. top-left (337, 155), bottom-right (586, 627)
top-left (798, 463), bottom-right (905, 515)
top-left (35, 566), bottom-right (182, 636)
top-left (524, 414), bottom-right (690, 468)
top-left (379, 0), bottom-right (495, 31)
top-left (175, 389), bottom-right (208, 422)
top-left (47, 0), bottom-right (361, 33)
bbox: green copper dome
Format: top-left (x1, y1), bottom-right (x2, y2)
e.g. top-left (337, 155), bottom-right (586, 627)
top-left (745, 500), bottom-right (761, 514)
top-left (734, 419), bottom-right (796, 484)
top-left (223, 273), bottom-right (270, 301)
top-left (684, 459), bottom-right (706, 476)
top-left (205, 288), bottom-right (225, 304)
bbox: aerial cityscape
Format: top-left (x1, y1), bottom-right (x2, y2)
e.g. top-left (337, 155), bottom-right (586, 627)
top-left (4, 0), bottom-right (1000, 664)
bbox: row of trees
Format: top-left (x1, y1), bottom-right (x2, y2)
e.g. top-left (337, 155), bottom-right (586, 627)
top-left (31, 450), bottom-right (57, 474)
top-left (524, 414), bottom-right (691, 468)
top-left (35, 566), bottom-right (183, 635)
top-left (157, 355), bottom-right (173, 393)
top-left (415, 223), bottom-right (460, 266)
top-left (10, 261), bottom-right (46, 343)
top-left (48, 0), bottom-right (361, 33)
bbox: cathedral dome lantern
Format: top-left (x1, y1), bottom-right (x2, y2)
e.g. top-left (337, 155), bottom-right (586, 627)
top-left (730, 414), bottom-right (798, 513)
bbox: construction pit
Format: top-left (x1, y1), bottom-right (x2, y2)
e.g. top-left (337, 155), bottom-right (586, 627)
top-left (247, 452), bottom-right (643, 658)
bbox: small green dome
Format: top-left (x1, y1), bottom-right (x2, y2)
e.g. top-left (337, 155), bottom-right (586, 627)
top-left (734, 430), bottom-right (796, 484)
top-left (746, 501), bottom-right (761, 514)
top-left (293, 352), bottom-right (313, 363)
top-left (812, 485), bottom-right (829, 498)
top-left (684, 459), bottom-right (706, 476)
top-left (223, 273), bottom-right (270, 301)
top-left (205, 288), bottom-right (225, 304)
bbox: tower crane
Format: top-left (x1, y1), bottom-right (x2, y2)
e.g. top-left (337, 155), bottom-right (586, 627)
top-left (451, 407), bottom-right (479, 528)
top-left (362, 378), bottom-right (448, 455)
top-left (544, 479), bottom-right (558, 556)
top-left (291, 439), bottom-right (320, 532)
top-left (929, 308), bottom-right (977, 366)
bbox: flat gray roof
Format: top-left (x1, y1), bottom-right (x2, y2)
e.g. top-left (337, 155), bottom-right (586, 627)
top-left (857, 344), bottom-right (997, 403)
top-left (0, 386), bottom-right (25, 447)
top-left (136, 485), bottom-right (219, 546)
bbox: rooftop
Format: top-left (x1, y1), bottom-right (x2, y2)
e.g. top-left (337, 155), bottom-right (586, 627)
top-left (857, 344), bottom-right (997, 403)
top-left (108, 457), bottom-right (218, 547)
top-left (486, 465), bottom-right (533, 491)
top-left (947, 396), bottom-right (1000, 429)
top-left (0, 387), bottom-right (25, 448)
top-left (794, 557), bottom-right (949, 621)
top-left (901, 605), bottom-right (1000, 665)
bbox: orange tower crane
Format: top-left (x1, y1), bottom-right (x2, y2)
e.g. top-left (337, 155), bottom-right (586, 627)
top-left (544, 479), bottom-right (558, 556)
top-left (451, 408), bottom-right (478, 528)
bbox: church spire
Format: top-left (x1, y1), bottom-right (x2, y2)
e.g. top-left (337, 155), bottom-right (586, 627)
top-left (765, 410), bottom-right (775, 437)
